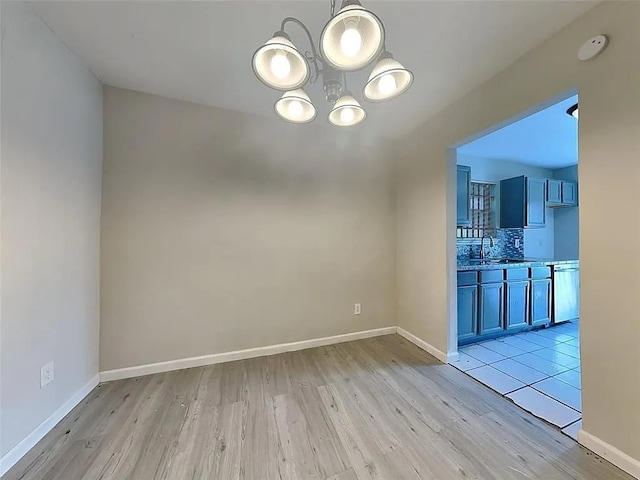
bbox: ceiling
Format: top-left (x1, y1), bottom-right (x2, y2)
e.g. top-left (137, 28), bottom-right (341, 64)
top-left (32, 1), bottom-right (595, 139)
top-left (458, 94), bottom-right (579, 169)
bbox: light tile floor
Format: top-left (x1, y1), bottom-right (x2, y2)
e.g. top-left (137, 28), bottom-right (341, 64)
top-left (452, 321), bottom-right (582, 440)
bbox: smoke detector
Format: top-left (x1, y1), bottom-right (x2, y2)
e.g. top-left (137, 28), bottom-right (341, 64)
top-left (578, 35), bottom-right (608, 61)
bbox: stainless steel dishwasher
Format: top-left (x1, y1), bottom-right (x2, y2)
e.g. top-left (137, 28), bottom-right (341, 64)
top-left (553, 264), bottom-right (580, 323)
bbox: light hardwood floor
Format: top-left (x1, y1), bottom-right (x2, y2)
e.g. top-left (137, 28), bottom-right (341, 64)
top-left (4, 335), bottom-right (631, 479)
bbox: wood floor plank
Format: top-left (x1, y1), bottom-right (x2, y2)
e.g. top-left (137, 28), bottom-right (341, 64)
top-left (239, 395), bottom-right (284, 480)
top-left (4, 334), bottom-right (634, 480)
top-left (236, 357), bottom-right (284, 480)
top-left (219, 359), bottom-right (248, 405)
top-left (6, 377), bottom-right (152, 480)
top-left (77, 372), bottom-right (178, 479)
top-left (326, 468), bottom-right (359, 480)
top-left (317, 383), bottom-right (381, 480)
top-left (211, 401), bottom-right (244, 480)
top-left (40, 436), bottom-right (105, 480)
top-left (289, 383), bottom-right (351, 478)
top-left (262, 354), bottom-right (293, 398)
top-left (273, 392), bottom-right (325, 479)
top-left (126, 367), bottom-right (204, 479)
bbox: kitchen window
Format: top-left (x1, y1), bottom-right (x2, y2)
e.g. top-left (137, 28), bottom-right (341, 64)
top-left (457, 182), bottom-right (496, 239)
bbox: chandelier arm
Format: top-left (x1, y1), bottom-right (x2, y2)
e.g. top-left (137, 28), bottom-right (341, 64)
top-left (280, 17), bottom-right (322, 84)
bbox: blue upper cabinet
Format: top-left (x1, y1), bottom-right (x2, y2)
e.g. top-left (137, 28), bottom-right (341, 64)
top-left (546, 179), bottom-right (562, 205)
top-left (547, 179), bottom-right (577, 207)
top-left (457, 165), bottom-right (471, 227)
top-left (561, 181), bottom-right (578, 206)
top-left (527, 178), bottom-right (546, 227)
top-left (500, 176), bottom-right (546, 228)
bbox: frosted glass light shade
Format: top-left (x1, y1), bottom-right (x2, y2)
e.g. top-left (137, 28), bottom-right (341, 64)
top-left (320, 3), bottom-right (385, 71)
top-left (252, 32), bottom-right (309, 90)
top-left (364, 53), bottom-right (414, 102)
top-left (328, 93), bottom-right (366, 126)
top-left (275, 89), bottom-right (317, 123)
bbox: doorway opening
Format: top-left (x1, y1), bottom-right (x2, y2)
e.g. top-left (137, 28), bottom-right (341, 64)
top-left (448, 90), bottom-right (581, 440)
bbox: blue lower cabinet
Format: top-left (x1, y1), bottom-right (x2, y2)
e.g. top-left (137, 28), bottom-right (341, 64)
top-left (457, 285), bottom-right (478, 341)
top-left (458, 264), bottom-right (558, 344)
top-left (531, 278), bottom-right (552, 326)
top-left (478, 283), bottom-right (504, 335)
top-left (505, 281), bottom-right (529, 330)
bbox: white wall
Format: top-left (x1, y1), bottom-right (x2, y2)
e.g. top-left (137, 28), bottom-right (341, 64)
top-left (458, 153), bottom-right (554, 185)
top-left (457, 153), bottom-right (554, 258)
top-left (396, 1), bottom-right (640, 465)
top-left (0, 2), bottom-right (102, 459)
top-left (553, 165), bottom-right (579, 260)
top-left (100, 87), bottom-right (395, 371)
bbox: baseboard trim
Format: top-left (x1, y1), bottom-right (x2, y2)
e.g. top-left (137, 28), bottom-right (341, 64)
top-left (396, 327), bottom-right (450, 363)
top-left (0, 374), bottom-right (99, 477)
top-left (99, 327), bottom-right (398, 383)
top-left (447, 351), bottom-right (460, 363)
top-left (578, 429), bottom-right (640, 478)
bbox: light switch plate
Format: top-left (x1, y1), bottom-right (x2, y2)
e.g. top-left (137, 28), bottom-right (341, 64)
top-left (354, 303), bottom-right (361, 315)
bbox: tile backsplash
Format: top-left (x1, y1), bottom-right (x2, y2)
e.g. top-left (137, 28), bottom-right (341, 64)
top-left (457, 228), bottom-right (525, 259)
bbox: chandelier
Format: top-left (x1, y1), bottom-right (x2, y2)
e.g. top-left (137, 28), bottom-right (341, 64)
top-left (251, 0), bottom-right (413, 127)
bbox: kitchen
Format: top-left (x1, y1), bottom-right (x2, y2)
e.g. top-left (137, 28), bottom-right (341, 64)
top-left (451, 94), bottom-right (582, 439)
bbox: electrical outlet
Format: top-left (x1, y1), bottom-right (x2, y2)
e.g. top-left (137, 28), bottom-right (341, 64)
top-left (515, 238), bottom-right (521, 248)
top-left (354, 303), bottom-right (361, 315)
top-left (41, 361), bottom-right (54, 388)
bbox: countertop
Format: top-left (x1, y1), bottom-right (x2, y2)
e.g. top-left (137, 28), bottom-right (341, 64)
top-left (457, 258), bottom-right (579, 271)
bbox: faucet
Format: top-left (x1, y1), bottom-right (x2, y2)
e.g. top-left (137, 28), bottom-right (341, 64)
top-left (480, 234), bottom-right (495, 259)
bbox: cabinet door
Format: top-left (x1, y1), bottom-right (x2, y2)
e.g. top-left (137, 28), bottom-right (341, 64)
top-left (526, 178), bottom-right (546, 227)
top-left (546, 179), bottom-right (562, 205)
top-left (457, 165), bottom-right (471, 226)
top-left (531, 278), bottom-right (551, 326)
top-left (457, 285), bottom-right (478, 341)
top-left (478, 283), bottom-right (504, 335)
top-left (500, 176), bottom-right (526, 228)
top-left (505, 281), bottom-right (529, 330)
top-left (561, 182), bottom-right (577, 206)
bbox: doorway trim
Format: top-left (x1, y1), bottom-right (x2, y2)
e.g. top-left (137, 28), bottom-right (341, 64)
top-left (446, 87), bottom-right (579, 360)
